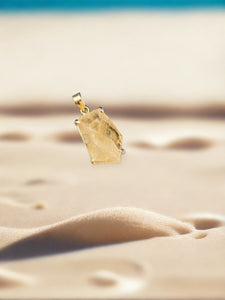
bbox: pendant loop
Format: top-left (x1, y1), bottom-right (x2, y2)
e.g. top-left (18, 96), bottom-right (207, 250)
top-left (73, 92), bottom-right (88, 114)
top-left (80, 105), bottom-right (90, 115)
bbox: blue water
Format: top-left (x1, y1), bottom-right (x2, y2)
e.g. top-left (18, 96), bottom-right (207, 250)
top-left (0, 0), bottom-right (224, 11)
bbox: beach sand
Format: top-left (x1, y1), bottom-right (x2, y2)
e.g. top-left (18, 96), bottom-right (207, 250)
top-left (0, 11), bottom-right (225, 299)
top-left (0, 114), bottom-right (225, 298)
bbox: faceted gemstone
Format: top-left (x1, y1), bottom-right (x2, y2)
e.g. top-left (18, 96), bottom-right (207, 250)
top-left (77, 108), bottom-right (123, 164)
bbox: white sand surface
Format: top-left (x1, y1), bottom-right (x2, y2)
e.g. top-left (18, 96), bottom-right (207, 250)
top-left (0, 114), bottom-right (225, 298)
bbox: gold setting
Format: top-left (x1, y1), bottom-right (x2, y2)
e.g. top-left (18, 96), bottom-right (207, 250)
top-left (73, 93), bottom-right (125, 165)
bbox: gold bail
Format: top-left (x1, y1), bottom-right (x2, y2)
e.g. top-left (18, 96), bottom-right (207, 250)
top-left (73, 92), bottom-right (90, 115)
top-left (73, 92), bottom-right (86, 113)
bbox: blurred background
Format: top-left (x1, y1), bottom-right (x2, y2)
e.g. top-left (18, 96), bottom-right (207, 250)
top-left (0, 0), bottom-right (225, 157)
top-left (0, 0), bottom-right (224, 107)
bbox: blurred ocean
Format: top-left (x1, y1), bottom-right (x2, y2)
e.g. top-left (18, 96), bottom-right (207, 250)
top-left (0, 0), bottom-right (224, 105)
top-left (0, 0), bottom-right (224, 11)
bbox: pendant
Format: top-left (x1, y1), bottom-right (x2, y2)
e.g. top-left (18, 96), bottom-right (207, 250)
top-left (73, 93), bottom-right (125, 165)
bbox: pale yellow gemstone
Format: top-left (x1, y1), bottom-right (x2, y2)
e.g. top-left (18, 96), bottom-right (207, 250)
top-left (77, 108), bottom-right (123, 164)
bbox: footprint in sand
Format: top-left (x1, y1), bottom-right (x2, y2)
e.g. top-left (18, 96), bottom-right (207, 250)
top-left (182, 213), bottom-right (225, 230)
top-left (25, 178), bottom-right (49, 186)
top-left (130, 141), bottom-right (156, 149)
top-left (164, 137), bottom-right (214, 150)
top-left (0, 132), bottom-right (30, 142)
top-left (0, 197), bottom-right (30, 208)
top-left (0, 268), bottom-right (34, 288)
top-left (51, 131), bottom-right (82, 143)
top-left (0, 196), bottom-right (45, 210)
top-left (85, 258), bottom-right (145, 295)
top-left (0, 207), bottom-right (194, 261)
top-left (131, 137), bottom-right (214, 151)
top-left (193, 232), bottom-right (208, 239)
top-left (181, 213), bottom-right (225, 239)
top-left (55, 257), bottom-right (146, 296)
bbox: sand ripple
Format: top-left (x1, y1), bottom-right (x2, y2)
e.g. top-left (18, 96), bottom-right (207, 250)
top-left (1, 209), bottom-right (224, 261)
top-left (0, 207), bottom-right (193, 261)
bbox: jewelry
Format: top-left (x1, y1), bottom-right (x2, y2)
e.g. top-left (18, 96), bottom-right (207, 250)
top-left (73, 93), bottom-right (125, 165)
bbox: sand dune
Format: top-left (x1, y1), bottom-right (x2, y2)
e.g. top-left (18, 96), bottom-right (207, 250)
top-left (0, 227), bottom-right (28, 248)
top-left (0, 208), bottom-right (224, 297)
top-left (0, 130), bottom-right (224, 298)
top-left (0, 207), bottom-right (194, 261)
top-left (1, 208), bottom-right (223, 262)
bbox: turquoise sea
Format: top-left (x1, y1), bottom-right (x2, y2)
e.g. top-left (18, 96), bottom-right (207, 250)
top-left (0, 0), bottom-right (224, 11)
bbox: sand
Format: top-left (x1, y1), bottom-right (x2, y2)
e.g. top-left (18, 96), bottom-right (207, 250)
top-left (0, 114), bottom-right (225, 298)
top-left (0, 10), bottom-right (225, 299)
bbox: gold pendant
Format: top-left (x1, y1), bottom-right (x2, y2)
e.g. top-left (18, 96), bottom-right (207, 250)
top-left (73, 93), bottom-right (125, 165)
